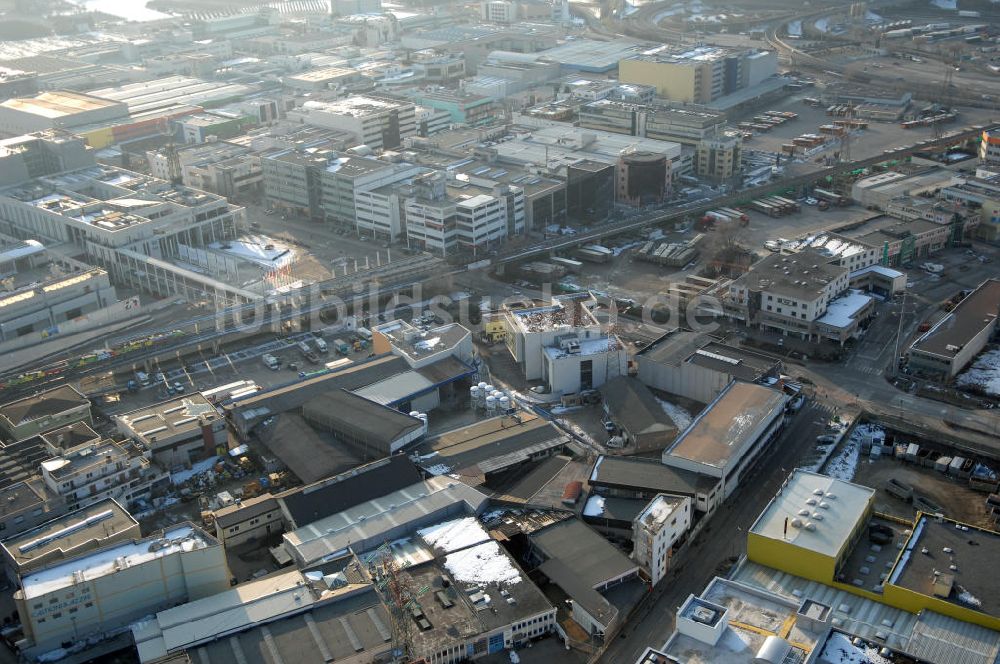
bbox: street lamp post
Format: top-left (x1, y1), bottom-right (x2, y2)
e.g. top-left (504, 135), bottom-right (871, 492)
top-left (890, 289), bottom-right (907, 379)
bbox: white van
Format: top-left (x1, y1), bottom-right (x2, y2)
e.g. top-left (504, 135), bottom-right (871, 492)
top-left (262, 354), bottom-right (280, 370)
top-left (314, 338), bottom-right (328, 353)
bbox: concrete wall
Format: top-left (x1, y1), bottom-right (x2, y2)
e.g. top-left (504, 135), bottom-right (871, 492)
top-left (638, 359), bottom-right (730, 404)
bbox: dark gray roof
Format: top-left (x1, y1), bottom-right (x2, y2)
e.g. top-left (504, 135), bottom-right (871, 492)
top-left (41, 421), bottom-right (100, 452)
top-left (278, 455), bottom-right (422, 528)
top-left (0, 437), bottom-right (53, 490)
top-left (686, 342), bottom-right (781, 382)
top-left (491, 455), bottom-right (570, 503)
top-left (213, 495), bottom-right (280, 530)
top-left (538, 558), bottom-right (616, 627)
top-left (530, 519), bottom-right (639, 589)
top-left (0, 385), bottom-right (88, 430)
top-left (911, 278), bottom-right (1000, 359)
top-left (256, 412), bottom-right (360, 485)
top-left (415, 413), bottom-right (567, 476)
top-left (188, 588), bottom-right (391, 664)
top-left (301, 389), bottom-right (424, 450)
top-left (638, 329), bottom-right (710, 365)
top-left (590, 455), bottom-right (717, 496)
top-left (227, 354), bottom-right (409, 416)
top-left (581, 495), bottom-right (647, 526)
top-left (599, 376), bottom-right (674, 439)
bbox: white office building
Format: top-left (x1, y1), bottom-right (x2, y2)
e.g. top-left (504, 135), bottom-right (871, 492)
top-left (502, 295), bottom-right (626, 393)
top-left (289, 96), bottom-right (417, 151)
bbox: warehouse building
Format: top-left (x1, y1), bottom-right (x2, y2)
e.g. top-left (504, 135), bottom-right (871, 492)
top-left (502, 295), bottom-right (626, 394)
top-left (589, 455), bottom-right (719, 514)
top-left (14, 523), bottom-right (230, 657)
top-left (638, 332), bottom-right (781, 404)
top-left (0, 90), bottom-right (127, 134)
top-left (288, 96), bottom-right (417, 151)
top-left (280, 474), bottom-right (489, 567)
top-left (599, 376), bottom-right (676, 451)
top-left (528, 518), bottom-right (641, 636)
top-left (662, 381), bottom-right (787, 501)
top-left (907, 278), bottom-right (1000, 378)
top-left (619, 46), bottom-right (777, 104)
top-left (301, 389), bottom-right (427, 455)
top-left (132, 565), bottom-right (394, 664)
top-left (408, 412), bottom-right (568, 486)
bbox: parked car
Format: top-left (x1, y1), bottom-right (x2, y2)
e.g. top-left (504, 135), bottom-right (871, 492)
top-left (816, 434), bottom-right (838, 445)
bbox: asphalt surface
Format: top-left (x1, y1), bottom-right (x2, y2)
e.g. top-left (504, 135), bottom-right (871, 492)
top-left (598, 399), bottom-right (836, 663)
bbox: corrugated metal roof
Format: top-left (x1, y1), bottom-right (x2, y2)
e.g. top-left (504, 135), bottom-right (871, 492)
top-left (734, 561), bottom-right (1000, 663)
top-left (906, 611), bottom-right (1000, 664)
top-left (353, 371), bottom-right (434, 405)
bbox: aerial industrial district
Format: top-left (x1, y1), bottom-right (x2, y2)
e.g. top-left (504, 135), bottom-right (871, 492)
top-left (0, 1), bottom-right (999, 664)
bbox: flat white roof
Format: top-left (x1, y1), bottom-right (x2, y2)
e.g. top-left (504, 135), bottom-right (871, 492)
top-left (816, 290), bottom-right (872, 329)
top-left (750, 470), bottom-right (874, 559)
top-left (21, 525), bottom-right (210, 599)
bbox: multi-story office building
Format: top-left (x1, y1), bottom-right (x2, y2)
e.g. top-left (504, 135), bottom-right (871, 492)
top-left (14, 523), bottom-right (229, 657)
top-left (0, 243), bottom-right (118, 344)
top-left (288, 96), bottom-right (416, 151)
top-left (578, 100), bottom-right (727, 146)
top-left (410, 51), bottom-right (467, 83)
top-left (393, 170), bottom-right (524, 255)
top-left (319, 154), bottom-right (422, 227)
top-left (0, 131), bottom-right (94, 187)
top-left (696, 133), bottom-right (742, 182)
top-left (619, 46), bottom-right (777, 103)
top-left (617, 151), bottom-right (671, 206)
top-left (0, 165), bottom-right (249, 306)
top-left (262, 148), bottom-right (422, 225)
top-left (407, 88), bottom-right (497, 127)
top-left (726, 249), bottom-right (875, 345)
top-left (566, 159), bottom-right (614, 222)
top-left (260, 149), bottom-right (327, 218)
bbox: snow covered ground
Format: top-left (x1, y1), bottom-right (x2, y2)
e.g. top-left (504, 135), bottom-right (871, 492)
top-left (956, 348), bottom-right (1000, 396)
top-left (170, 456), bottom-right (220, 485)
top-left (820, 423), bottom-right (882, 481)
top-left (657, 398), bottom-right (693, 430)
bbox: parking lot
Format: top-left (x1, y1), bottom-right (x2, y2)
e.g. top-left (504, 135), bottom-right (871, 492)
top-left (737, 92), bottom-right (995, 166)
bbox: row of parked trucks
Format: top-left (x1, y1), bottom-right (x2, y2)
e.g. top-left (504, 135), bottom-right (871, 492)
top-left (748, 196), bottom-right (801, 217)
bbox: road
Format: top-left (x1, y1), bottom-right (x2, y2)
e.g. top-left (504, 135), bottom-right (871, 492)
top-left (599, 400), bottom-right (838, 662)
